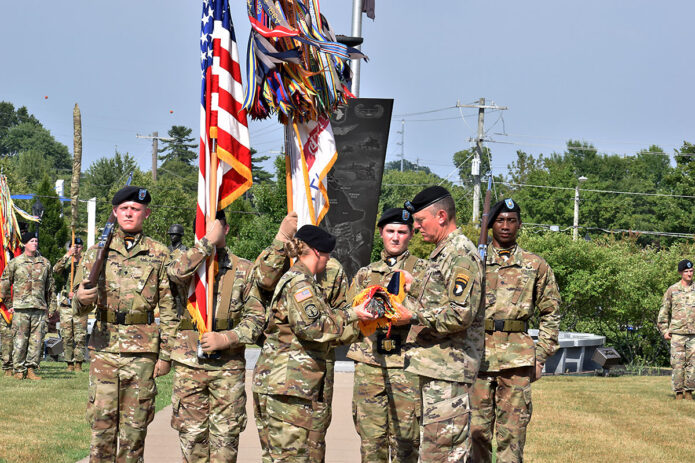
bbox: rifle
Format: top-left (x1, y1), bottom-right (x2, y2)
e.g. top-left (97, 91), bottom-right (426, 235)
top-left (84, 173), bottom-right (133, 289)
top-left (478, 172), bottom-right (493, 265)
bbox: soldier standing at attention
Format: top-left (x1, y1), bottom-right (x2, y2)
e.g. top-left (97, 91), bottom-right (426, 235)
top-left (470, 199), bottom-right (561, 463)
top-left (54, 237), bottom-right (88, 372)
top-left (658, 259), bottom-right (695, 400)
top-left (347, 207), bottom-right (427, 463)
top-left (252, 225), bottom-right (375, 462)
top-left (166, 211), bottom-right (265, 463)
top-left (1, 303), bottom-right (13, 376)
top-left (400, 186), bottom-right (485, 463)
top-left (73, 186), bottom-right (176, 463)
top-left (1, 232), bottom-right (56, 380)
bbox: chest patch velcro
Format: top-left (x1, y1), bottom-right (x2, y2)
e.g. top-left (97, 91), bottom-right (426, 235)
top-left (294, 287), bottom-right (313, 303)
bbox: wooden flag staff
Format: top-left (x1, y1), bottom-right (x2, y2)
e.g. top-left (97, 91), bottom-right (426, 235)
top-left (206, 127), bottom-right (219, 333)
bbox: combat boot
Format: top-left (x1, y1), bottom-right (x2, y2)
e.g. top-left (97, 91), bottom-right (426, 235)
top-left (685, 391), bottom-right (693, 401)
top-left (74, 362), bottom-right (83, 372)
top-left (66, 362), bottom-right (74, 372)
top-left (26, 368), bottom-right (41, 380)
top-left (13, 372), bottom-right (24, 380)
top-left (676, 392), bottom-right (684, 400)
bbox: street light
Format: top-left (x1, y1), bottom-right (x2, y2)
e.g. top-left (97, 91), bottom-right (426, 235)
top-left (573, 176), bottom-right (587, 241)
top-left (32, 198), bottom-right (44, 243)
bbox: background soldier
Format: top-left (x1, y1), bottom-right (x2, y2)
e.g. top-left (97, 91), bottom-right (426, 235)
top-left (0, 232), bottom-right (56, 380)
top-left (1, 309), bottom-right (12, 376)
top-left (53, 237), bottom-right (87, 372)
top-left (401, 186), bottom-right (485, 462)
top-left (73, 186), bottom-right (176, 462)
top-left (657, 259), bottom-right (695, 400)
top-left (347, 207), bottom-right (427, 463)
top-left (168, 224), bottom-right (187, 252)
top-left (470, 199), bottom-right (561, 463)
top-left (166, 211), bottom-right (265, 463)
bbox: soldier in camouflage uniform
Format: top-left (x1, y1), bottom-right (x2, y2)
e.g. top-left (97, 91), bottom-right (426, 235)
top-left (73, 186), bottom-right (176, 463)
top-left (470, 199), bottom-right (561, 463)
top-left (0, 232), bottom-right (56, 380)
top-left (657, 259), bottom-right (695, 400)
top-left (401, 186), bottom-right (485, 463)
top-left (166, 211), bottom-right (265, 463)
top-left (346, 207), bottom-right (427, 463)
top-left (53, 238), bottom-right (88, 371)
top-left (252, 225), bottom-right (374, 462)
top-left (1, 311), bottom-right (13, 376)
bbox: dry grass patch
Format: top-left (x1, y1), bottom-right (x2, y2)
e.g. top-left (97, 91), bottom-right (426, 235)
top-left (0, 361), bottom-right (173, 463)
top-left (526, 375), bottom-right (695, 462)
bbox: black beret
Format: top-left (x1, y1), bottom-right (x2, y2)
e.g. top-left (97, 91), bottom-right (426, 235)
top-left (377, 207), bottom-right (413, 228)
top-left (215, 210), bottom-right (227, 222)
top-left (404, 186), bottom-right (452, 213)
top-left (21, 232), bottom-right (37, 244)
top-left (112, 186), bottom-right (151, 206)
top-left (74, 237), bottom-right (83, 245)
top-left (678, 259), bottom-right (693, 272)
top-left (295, 225), bottom-right (336, 253)
top-left (487, 198), bottom-right (521, 228)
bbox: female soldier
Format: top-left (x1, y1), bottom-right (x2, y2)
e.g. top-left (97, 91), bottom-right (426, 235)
top-left (252, 225), bottom-right (373, 462)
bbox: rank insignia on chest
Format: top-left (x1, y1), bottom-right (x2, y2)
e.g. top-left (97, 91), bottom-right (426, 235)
top-left (294, 288), bottom-right (313, 303)
top-left (303, 303), bottom-right (319, 319)
top-left (453, 273), bottom-right (470, 297)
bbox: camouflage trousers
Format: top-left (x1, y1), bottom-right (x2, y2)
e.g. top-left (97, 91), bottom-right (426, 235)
top-left (12, 309), bottom-right (46, 373)
top-left (470, 367), bottom-right (533, 463)
top-left (87, 351), bottom-right (157, 463)
top-left (670, 333), bottom-right (695, 393)
top-left (253, 392), bottom-right (330, 463)
top-left (171, 362), bottom-right (247, 463)
top-left (352, 362), bottom-right (420, 463)
top-left (59, 304), bottom-right (88, 363)
top-left (1, 318), bottom-right (13, 371)
top-left (419, 377), bottom-right (471, 463)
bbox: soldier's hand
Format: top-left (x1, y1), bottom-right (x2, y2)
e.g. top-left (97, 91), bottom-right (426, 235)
top-left (532, 361), bottom-right (544, 382)
top-left (200, 331), bottom-right (237, 352)
top-left (399, 270), bottom-right (414, 293)
top-left (205, 219), bottom-right (225, 247)
top-left (153, 359), bottom-right (171, 378)
top-left (76, 282), bottom-right (98, 305)
top-left (391, 301), bottom-right (413, 326)
top-left (275, 211), bottom-right (298, 243)
top-left (353, 300), bottom-right (378, 322)
top-left (664, 332), bottom-right (672, 341)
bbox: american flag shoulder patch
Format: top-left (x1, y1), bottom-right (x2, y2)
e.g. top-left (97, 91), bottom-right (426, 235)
top-left (294, 287), bottom-right (313, 303)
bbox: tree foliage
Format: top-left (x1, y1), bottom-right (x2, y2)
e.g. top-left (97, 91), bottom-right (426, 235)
top-left (158, 125), bottom-right (197, 165)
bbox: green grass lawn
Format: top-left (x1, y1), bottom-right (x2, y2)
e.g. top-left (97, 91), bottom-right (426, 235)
top-left (0, 361), bottom-right (173, 463)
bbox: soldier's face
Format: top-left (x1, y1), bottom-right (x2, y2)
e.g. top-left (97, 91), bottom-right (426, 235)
top-left (412, 207), bottom-right (443, 243)
top-left (491, 212), bottom-right (521, 247)
top-left (316, 250), bottom-right (331, 274)
top-left (380, 224), bottom-right (413, 256)
top-left (681, 268), bottom-right (694, 283)
top-left (114, 202), bottom-right (151, 233)
top-left (24, 238), bottom-right (38, 253)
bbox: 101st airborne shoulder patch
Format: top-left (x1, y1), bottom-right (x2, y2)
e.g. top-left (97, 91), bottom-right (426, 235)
top-left (450, 268), bottom-right (473, 302)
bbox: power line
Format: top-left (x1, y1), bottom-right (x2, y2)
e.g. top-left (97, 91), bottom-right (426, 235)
top-left (523, 222), bottom-right (695, 239)
top-left (487, 139), bottom-right (695, 158)
top-left (500, 181), bottom-right (695, 199)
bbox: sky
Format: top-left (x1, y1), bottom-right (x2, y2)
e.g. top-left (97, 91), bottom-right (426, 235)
top-left (1, 1), bottom-right (693, 184)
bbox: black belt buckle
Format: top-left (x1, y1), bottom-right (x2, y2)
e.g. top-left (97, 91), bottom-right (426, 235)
top-left (376, 332), bottom-right (402, 355)
top-left (116, 312), bottom-right (127, 325)
top-left (494, 320), bottom-right (505, 332)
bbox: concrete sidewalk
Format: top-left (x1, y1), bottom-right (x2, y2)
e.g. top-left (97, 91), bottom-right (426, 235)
top-left (79, 372), bottom-right (360, 462)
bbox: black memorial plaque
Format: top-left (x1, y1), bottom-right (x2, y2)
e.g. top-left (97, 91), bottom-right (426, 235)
top-left (323, 98), bottom-right (394, 280)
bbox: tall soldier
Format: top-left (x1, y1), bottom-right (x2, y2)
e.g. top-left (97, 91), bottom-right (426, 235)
top-left (401, 186), bottom-right (485, 462)
top-left (73, 186), bottom-right (176, 463)
top-left (470, 199), bottom-right (561, 463)
top-left (657, 259), bottom-right (695, 400)
top-left (166, 211), bottom-right (265, 463)
top-left (1, 232), bottom-right (56, 380)
top-left (54, 237), bottom-right (88, 372)
top-left (347, 207), bottom-right (427, 463)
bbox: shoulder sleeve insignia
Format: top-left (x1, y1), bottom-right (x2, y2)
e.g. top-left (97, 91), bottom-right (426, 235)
top-left (449, 268), bottom-right (474, 302)
top-left (453, 273), bottom-right (470, 297)
top-left (303, 303), bottom-right (319, 319)
top-left (294, 287), bottom-right (313, 303)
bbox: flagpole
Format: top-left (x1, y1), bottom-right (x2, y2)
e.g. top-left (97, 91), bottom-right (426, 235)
top-left (207, 128), bottom-right (219, 333)
top-left (70, 103), bottom-right (83, 291)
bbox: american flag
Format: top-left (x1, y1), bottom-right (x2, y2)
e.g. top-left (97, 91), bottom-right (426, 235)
top-left (189, 0), bottom-right (251, 333)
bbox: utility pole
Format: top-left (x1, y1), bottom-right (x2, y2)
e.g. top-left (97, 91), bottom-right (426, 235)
top-left (573, 176), bottom-right (588, 240)
top-left (136, 132), bottom-right (174, 181)
top-left (396, 119), bottom-right (405, 171)
top-left (458, 98), bottom-right (508, 224)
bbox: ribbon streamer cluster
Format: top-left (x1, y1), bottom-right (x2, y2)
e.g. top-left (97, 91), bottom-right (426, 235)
top-left (243, 0), bottom-right (366, 123)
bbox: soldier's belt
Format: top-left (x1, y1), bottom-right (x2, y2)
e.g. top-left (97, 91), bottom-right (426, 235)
top-left (96, 309), bottom-right (154, 325)
top-left (178, 318), bottom-right (231, 331)
top-left (484, 319), bottom-right (527, 333)
top-left (376, 331), bottom-right (402, 355)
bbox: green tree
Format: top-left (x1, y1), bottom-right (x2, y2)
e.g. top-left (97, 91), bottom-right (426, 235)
top-left (251, 148), bottom-right (273, 183)
top-left (158, 125), bottom-right (197, 165)
top-left (32, 176), bottom-right (69, 285)
top-left (81, 151), bottom-right (141, 224)
top-left (384, 159), bottom-right (432, 174)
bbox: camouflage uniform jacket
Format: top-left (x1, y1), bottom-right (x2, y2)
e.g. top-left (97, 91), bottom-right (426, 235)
top-left (252, 260), bottom-right (358, 401)
top-left (347, 250), bottom-right (427, 367)
top-left (404, 228), bottom-right (485, 384)
top-left (167, 238), bottom-right (265, 370)
top-left (0, 253), bottom-right (56, 314)
top-left (658, 281), bottom-right (695, 335)
top-left (53, 252), bottom-right (81, 306)
top-left (482, 244), bottom-right (561, 372)
top-left (72, 229), bottom-right (176, 358)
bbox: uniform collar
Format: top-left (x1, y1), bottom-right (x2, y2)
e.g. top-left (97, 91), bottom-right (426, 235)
top-left (488, 244), bottom-right (521, 267)
top-left (380, 249), bottom-right (410, 268)
top-left (430, 228), bottom-right (461, 259)
top-left (112, 229), bottom-right (145, 256)
top-left (292, 260), bottom-right (314, 278)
